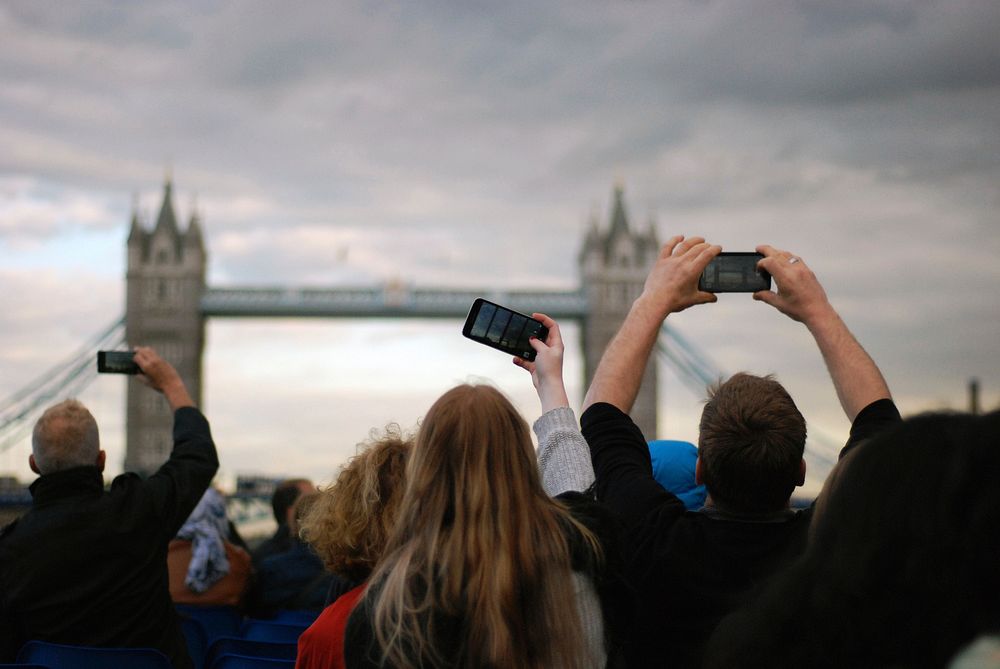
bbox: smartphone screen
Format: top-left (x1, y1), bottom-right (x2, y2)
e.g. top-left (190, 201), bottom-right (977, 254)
top-left (97, 350), bottom-right (140, 374)
top-left (463, 299), bottom-right (548, 361)
top-left (698, 252), bottom-right (771, 293)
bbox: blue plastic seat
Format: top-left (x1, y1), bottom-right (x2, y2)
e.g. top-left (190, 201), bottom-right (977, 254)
top-left (180, 616), bottom-right (209, 669)
top-left (176, 605), bottom-right (243, 644)
top-left (271, 609), bottom-right (319, 626)
top-left (209, 655), bottom-right (295, 669)
top-left (239, 620), bottom-right (307, 644)
top-left (16, 640), bottom-right (172, 668)
top-left (205, 637), bottom-right (296, 668)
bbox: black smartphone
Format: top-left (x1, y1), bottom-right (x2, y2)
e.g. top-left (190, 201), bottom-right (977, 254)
top-left (462, 298), bottom-right (549, 361)
top-left (97, 350), bottom-right (140, 374)
top-left (699, 252), bottom-right (771, 293)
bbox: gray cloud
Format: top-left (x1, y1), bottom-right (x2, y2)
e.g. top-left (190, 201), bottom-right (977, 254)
top-left (1, 0), bottom-right (998, 483)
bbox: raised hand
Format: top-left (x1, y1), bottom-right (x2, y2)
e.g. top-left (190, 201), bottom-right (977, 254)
top-left (513, 313), bottom-right (570, 413)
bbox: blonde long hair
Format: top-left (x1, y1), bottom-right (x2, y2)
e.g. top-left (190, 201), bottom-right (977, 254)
top-left (367, 384), bottom-right (601, 669)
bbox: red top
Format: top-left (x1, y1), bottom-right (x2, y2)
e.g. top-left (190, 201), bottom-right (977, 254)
top-left (295, 583), bottom-right (367, 669)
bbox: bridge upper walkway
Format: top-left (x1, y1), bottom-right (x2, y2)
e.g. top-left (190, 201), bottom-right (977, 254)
top-left (201, 286), bottom-right (588, 319)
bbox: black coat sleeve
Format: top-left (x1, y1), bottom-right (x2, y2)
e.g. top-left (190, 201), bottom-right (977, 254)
top-left (126, 407), bottom-right (220, 541)
top-left (581, 402), bottom-right (685, 529)
top-left (840, 398), bottom-right (902, 459)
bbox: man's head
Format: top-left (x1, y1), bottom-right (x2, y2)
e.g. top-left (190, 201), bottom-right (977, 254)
top-left (697, 373), bottom-right (806, 513)
top-left (271, 478), bottom-right (314, 526)
top-left (30, 399), bottom-right (104, 475)
top-left (289, 490), bottom-right (320, 539)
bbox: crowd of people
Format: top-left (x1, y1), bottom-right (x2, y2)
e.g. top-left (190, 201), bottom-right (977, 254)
top-left (0, 238), bottom-right (997, 668)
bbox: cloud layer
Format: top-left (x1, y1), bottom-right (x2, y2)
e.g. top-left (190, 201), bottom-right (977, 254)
top-left (1, 0), bottom-right (998, 487)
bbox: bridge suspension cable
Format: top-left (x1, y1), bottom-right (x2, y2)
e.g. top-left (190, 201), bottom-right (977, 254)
top-left (0, 316), bottom-right (126, 455)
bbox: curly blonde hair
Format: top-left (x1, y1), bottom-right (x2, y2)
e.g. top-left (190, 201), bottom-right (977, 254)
top-left (300, 425), bottom-right (412, 583)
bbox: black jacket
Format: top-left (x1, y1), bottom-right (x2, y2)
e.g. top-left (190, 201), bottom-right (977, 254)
top-left (580, 399), bottom-right (902, 669)
top-left (0, 407), bottom-right (219, 668)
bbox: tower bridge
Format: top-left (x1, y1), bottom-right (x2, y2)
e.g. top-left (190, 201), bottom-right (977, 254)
top-left (122, 179), bottom-right (663, 476)
top-left (1, 179), bottom-right (845, 485)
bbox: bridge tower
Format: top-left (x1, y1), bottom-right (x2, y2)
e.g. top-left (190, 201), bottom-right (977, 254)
top-left (124, 179), bottom-right (207, 477)
top-left (580, 184), bottom-right (660, 438)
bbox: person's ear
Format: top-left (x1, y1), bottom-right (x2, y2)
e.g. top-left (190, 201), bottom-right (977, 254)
top-left (96, 450), bottom-right (107, 473)
top-left (29, 454), bottom-right (41, 475)
top-left (695, 457), bottom-right (705, 485)
top-left (796, 458), bottom-right (806, 487)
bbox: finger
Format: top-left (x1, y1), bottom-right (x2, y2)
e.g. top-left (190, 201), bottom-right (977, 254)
top-left (756, 244), bottom-right (779, 257)
top-left (691, 243), bottom-right (721, 268)
top-left (753, 290), bottom-right (780, 307)
top-left (675, 236), bottom-right (706, 256)
top-left (133, 347), bottom-right (158, 369)
top-left (528, 336), bottom-right (546, 353)
top-left (756, 255), bottom-right (779, 274)
top-left (696, 291), bottom-right (719, 304)
top-left (660, 235), bottom-right (685, 259)
top-left (512, 356), bottom-right (535, 373)
top-left (547, 322), bottom-right (563, 349)
top-left (132, 348), bottom-right (152, 371)
top-left (531, 313), bottom-right (562, 347)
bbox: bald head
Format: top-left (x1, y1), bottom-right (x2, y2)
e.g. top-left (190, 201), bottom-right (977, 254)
top-left (31, 399), bottom-right (102, 475)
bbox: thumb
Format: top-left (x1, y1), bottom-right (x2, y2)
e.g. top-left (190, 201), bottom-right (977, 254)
top-left (753, 290), bottom-right (779, 307)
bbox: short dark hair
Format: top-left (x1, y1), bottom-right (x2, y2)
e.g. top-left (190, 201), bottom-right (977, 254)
top-left (698, 373), bottom-right (806, 512)
top-left (271, 478), bottom-right (311, 524)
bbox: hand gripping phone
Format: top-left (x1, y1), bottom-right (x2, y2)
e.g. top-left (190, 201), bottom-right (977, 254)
top-left (462, 298), bottom-right (548, 361)
top-left (698, 252), bottom-right (771, 293)
top-left (97, 350), bottom-right (140, 374)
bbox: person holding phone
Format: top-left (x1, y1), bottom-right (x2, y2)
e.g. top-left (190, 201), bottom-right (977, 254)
top-left (0, 347), bottom-right (218, 667)
top-left (514, 313), bottom-right (632, 667)
top-left (343, 320), bottom-right (625, 668)
top-left (579, 237), bottom-right (900, 668)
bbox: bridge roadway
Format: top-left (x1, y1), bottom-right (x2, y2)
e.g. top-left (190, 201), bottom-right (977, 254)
top-left (201, 286), bottom-right (588, 320)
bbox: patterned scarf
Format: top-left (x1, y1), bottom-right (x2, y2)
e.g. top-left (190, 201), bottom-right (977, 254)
top-left (176, 487), bottom-right (231, 593)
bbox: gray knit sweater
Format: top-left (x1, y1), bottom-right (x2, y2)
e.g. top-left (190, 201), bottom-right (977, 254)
top-left (533, 406), bottom-right (605, 668)
top-left (534, 406), bottom-right (596, 497)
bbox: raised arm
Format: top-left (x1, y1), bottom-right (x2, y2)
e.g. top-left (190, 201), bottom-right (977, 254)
top-left (754, 245), bottom-right (891, 422)
top-left (131, 346), bottom-right (217, 535)
top-left (133, 346), bottom-right (196, 411)
top-left (514, 314), bottom-right (593, 496)
top-left (582, 236), bottom-right (720, 415)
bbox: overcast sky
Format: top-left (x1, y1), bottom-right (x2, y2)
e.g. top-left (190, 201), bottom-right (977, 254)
top-left (2, 0), bottom-right (998, 491)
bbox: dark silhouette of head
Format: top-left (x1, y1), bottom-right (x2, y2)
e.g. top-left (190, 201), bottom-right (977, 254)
top-left (271, 478), bottom-right (314, 526)
top-left (706, 409), bottom-right (1000, 669)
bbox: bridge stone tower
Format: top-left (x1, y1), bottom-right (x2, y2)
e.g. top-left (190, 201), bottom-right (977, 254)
top-left (124, 179), bottom-right (207, 477)
top-left (580, 185), bottom-right (660, 438)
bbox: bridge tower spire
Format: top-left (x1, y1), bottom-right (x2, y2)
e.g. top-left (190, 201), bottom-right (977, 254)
top-left (124, 178), bottom-right (207, 476)
top-left (579, 183), bottom-right (660, 438)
